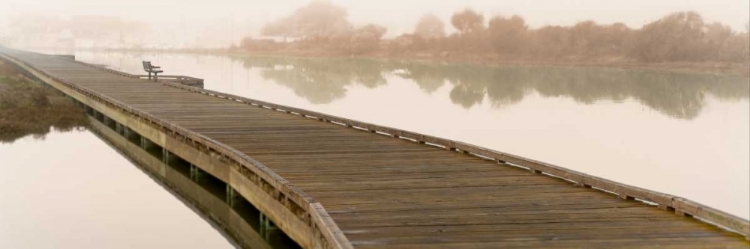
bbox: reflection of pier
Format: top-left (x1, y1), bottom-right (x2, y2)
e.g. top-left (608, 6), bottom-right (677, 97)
top-left (88, 114), bottom-right (298, 249)
top-left (2, 48), bottom-right (748, 248)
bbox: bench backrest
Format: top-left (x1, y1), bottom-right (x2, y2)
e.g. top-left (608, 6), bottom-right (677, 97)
top-left (142, 61), bottom-right (152, 70)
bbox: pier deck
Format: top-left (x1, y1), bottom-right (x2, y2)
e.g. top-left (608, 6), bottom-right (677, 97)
top-left (2, 48), bottom-right (747, 248)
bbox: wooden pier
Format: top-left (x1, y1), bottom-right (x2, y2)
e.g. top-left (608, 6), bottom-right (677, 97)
top-left (1, 48), bottom-right (748, 248)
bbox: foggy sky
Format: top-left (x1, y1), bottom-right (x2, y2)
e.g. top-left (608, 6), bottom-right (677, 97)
top-left (1, 0), bottom-right (747, 46)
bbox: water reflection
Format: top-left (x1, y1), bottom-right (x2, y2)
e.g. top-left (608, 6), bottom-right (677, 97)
top-left (88, 113), bottom-right (300, 249)
top-left (236, 56), bottom-right (749, 119)
top-left (245, 58), bottom-right (387, 104)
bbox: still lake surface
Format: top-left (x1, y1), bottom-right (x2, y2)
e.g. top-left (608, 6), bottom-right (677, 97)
top-left (0, 130), bottom-right (235, 248)
top-left (1, 49), bottom-right (748, 247)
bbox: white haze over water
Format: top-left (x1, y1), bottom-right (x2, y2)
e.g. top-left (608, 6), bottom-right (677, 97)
top-left (0, 0), bottom-right (748, 48)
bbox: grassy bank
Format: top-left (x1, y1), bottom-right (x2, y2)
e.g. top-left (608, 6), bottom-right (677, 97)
top-left (0, 60), bottom-right (88, 143)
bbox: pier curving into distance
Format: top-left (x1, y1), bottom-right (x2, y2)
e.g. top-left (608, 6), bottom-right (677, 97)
top-left (1, 47), bottom-right (748, 248)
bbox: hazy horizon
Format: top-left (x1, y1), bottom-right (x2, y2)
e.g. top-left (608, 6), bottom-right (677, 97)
top-left (1, 0), bottom-right (748, 48)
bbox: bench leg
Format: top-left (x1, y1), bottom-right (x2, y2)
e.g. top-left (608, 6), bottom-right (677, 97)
top-left (154, 73), bottom-right (158, 81)
top-left (147, 72), bottom-right (151, 80)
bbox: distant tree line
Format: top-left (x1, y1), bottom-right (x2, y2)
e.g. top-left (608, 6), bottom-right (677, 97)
top-left (238, 2), bottom-right (749, 63)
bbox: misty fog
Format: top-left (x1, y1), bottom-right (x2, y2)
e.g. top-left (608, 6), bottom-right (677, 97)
top-left (1, 1), bottom-right (750, 248)
top-left (1, 0), bottom-right (747, 49)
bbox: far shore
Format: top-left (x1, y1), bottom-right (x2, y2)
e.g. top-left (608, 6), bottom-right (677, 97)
top-left (230, 50), bottom-right (750, 76)
top-left (37, 47), bottom-right (750, 76)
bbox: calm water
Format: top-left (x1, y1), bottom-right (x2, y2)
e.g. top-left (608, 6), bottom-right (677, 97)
top-left (2, 48), bottom-right (748, 245)
top-left (0, 130), bottom-right (234, 248)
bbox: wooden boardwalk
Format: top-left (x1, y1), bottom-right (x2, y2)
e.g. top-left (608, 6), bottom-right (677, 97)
top-left (2, 48), bottom-right (748, 248)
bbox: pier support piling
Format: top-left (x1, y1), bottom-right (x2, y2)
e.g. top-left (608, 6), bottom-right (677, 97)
top-left (190, 164), bottom-right (204, 182)
top-left (259, 213), bottom-right (279, 241)
top-left (140, 136), bottom-right (147, 149)
top-left (115, 122), bottom-right (123, 135)
top-left (162, 149), bottom-right (170, 164)
top-left (226, 185), bottom-right (237, 207)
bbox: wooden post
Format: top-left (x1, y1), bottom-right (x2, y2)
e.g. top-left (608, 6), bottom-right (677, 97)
top-left (190, 164), bottom-right (203, 182)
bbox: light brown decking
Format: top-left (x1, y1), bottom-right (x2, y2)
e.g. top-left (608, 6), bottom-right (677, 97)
top-left (2, 48), bottom-right (748, 248)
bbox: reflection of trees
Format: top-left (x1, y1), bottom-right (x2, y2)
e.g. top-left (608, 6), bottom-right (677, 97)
top-left (484, 68), bottom-right (527, 108)
top-left (405, 63), bottom-right (748, 119)
top-left (260, 68), bottom-right (348, 104)
top-left (395, 63), bottom-right (445, 93)
top-left (233, 56), bottom-right (749, 120)
top-left (449, 83), bottom-right (484, 108)
top-left (236, 56), bottom-right (386, 104)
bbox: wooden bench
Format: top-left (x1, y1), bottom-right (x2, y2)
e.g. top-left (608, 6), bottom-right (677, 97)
top-left (142, 61), bottom-right (163, 81)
